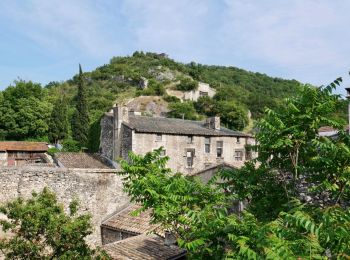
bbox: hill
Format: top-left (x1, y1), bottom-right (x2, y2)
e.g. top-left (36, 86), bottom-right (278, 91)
top-left (0, 51), bottom-right (346, 151)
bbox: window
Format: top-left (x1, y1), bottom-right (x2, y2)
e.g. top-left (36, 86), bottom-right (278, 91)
top-left (205, 137), bottom-right (210, 153)
top-left (187, 136), bottom-right (193, 144)
top-left (236, 137), bottom-right (240, 144)
top-left (199, 91), bottom-right (208, 97)
top-left (155, 134), bottom-right (162, 142)
top-left (186, 149), bottom-right (195, 168)
top-left (160, 149), bottom-right (166, 157)
top-left (216, 141), bottom-right (223, 158)
top-left (234, 150), bottom-right (244, 161)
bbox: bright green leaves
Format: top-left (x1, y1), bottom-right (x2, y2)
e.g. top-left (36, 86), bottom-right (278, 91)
top-left (0, 188), bottom-right (108, 259)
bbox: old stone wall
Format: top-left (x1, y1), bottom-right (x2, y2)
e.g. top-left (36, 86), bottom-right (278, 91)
top-left (0, 166), bottom-right (129, 246)
top-left (121, 125), bottom-right (133, 160)
top-left (100, 114), bottom-right (114, 160)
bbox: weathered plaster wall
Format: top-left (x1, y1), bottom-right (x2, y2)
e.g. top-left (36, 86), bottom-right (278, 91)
top-left (132, 133), bottom-right (251, 174)
top-left (0, 166), bottom-right (128, 245)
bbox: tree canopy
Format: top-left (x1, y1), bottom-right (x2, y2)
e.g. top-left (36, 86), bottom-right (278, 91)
top-left (0, 188), bottom-right (108, 259)
top-left (120, 78), bottom-right (350, 259)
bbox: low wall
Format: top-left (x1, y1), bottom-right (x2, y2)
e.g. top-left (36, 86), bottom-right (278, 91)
top-left (0, 166), bottom-right (129, 246)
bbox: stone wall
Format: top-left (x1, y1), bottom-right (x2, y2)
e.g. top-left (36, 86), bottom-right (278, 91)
top-left (100, 114), bottom-right (114, 160)
top-left (121, 125), bottom-right (133, 160)
top-left (0, 166), bottom-right (129, 245)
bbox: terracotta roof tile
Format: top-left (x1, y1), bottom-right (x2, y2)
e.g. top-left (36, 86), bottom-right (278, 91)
top-left (0, 142), bottom-right (48, 152)
top-left (103, 234), bottom-right (186, 260)
top-left (102, 205), bottom-right (157, 235)
top-left (55, 152), bottom-right (112, 169)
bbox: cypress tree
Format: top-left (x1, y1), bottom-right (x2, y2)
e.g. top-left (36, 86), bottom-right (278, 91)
top-left (72, 64), bottom-right (89, 146)
top-left (48, 96), bottom-right (69, 144)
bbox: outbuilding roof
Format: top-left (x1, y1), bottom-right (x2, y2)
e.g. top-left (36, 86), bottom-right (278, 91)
top-left (123, 115), bottom-right (251, 137)
top-left (102, 204), bottom-right (157, 235)
top-left (103, 234), bottom-right (186, 260)
top-left (0, 141), bottom-right (48, 152)
top-left (54, 152), bottom-right (112, 169)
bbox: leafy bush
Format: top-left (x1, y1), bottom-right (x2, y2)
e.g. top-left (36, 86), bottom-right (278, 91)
top-left (0, 188), bottom-right (108, 259)
top-left (167, 102), bottom-right (199, 120)
top-left (176, 78), bottom-right (198, 91)
top-left (163, 94), bottom-right (181, 103)
top-left (62, 139), bottom-right (81, 152)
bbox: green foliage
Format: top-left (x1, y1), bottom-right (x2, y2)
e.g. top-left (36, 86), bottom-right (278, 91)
top-left (176, 78), bottom-right (198, 91)
top-left (162, 94), bottom-right (181, 103)
top-left (195, 96), bottom-right (248, 130)
top-left (62, 139), bottom-right (81, 152)
top-left (137, 79), bottom-right (165, 96)
top-left (0, 80), bottom-right (51, 140)
top-left (47, 147), bottom-right (60, 156)
top-left (48, 97), bottom-right (69, 144)
top-left (72, 65), bottom-right (90, 146)
top-left (167, 102), bottom-right (199, 120)
top-left (119, 78), bottom-right (350, 259)
top-left (0, 188), bottom-right (109, 259)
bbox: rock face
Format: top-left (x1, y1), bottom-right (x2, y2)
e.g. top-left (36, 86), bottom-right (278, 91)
top-left (0, 166), bottom-right (129, 245)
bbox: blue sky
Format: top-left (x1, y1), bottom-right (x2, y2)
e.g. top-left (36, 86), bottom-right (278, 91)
top-left (1, 0), bottom-right (350, 95)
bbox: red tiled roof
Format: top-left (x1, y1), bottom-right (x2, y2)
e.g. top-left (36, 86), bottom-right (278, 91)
top-left (102, 204), bottom-right (157, 235)
top-left (0, 142), bottom-right (48, 152)
top-left (103, 234), bottom-right (186, 260)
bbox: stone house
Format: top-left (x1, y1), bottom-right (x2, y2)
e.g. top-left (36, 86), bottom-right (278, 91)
top-left (100, 106), bottom-right (255, 174)
top-left (183, 82), bottom-right (216, 101)
top-left (0, 142), bottom-right (49, 167)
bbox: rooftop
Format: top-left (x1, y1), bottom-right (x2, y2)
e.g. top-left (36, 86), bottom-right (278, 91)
top-left (54, 152), bottom-right (112, 169)
top-left (103, 234), bottom-right (186, 260)
top-left (121, 115), bottom-right (251, 137)
top-left (0, 141), bottom-right (48, 152)
top-left (102, 204), bottom-right (157, 235)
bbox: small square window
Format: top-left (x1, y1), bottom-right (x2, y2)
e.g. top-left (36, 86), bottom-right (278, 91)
top-left (236, 137), bottom-right (240, 144)
top-left (234, 150), bottom-right (244, 161)
top-left (160, 150), bottom-right (166, 157)
top-left (155, 134), bottom-right (162, 142)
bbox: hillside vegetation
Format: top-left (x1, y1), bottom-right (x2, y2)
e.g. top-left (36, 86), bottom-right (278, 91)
top-left (0, 51), bottom-right (346, 150)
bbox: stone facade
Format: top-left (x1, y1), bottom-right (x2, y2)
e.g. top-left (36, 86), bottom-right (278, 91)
top-left (0, 166), bottom-right (128, 245)
top-left (183, 82), bottom-right (216, 102)
top-left (100, 106), bottom-right (255, 174)
top-left (132, 132), bottom-right (254, 174)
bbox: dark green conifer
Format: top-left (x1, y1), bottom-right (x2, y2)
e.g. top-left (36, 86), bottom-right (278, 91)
top-left (72, 64), bottom-right (89, 146)
top-left (48, 96), bottom-right (69, 144)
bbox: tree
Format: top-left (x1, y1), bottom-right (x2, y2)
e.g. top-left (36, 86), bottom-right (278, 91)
top-left (213, 100), bottom-right (248, 130)
top-left (0, 80), bottom-right (51, 140)
top-left (72, 64), bottom-right (89, 146)
top-left (48, 97), bottom-right (69, 144)
top-left (167, 102), bottom-right (199, 120)
top-left (0, 188), bottom-right (108, 259)
top-left (120, 79), bottom-right (350, 259)
top-left (176, 78), bottom-right (198, 91)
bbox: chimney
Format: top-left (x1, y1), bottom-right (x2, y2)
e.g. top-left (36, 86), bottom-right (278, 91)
top-left (205, 116), bottom-right (220, 130)
top-left (164, 231), bottom-right (176, 246)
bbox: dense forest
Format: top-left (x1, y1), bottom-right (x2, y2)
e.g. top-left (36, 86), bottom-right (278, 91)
top-left (0, 52), bottom-right (347, 150)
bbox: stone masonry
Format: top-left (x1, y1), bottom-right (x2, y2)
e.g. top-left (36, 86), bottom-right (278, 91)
top-left (0, 166), bottom-right (129, 245)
